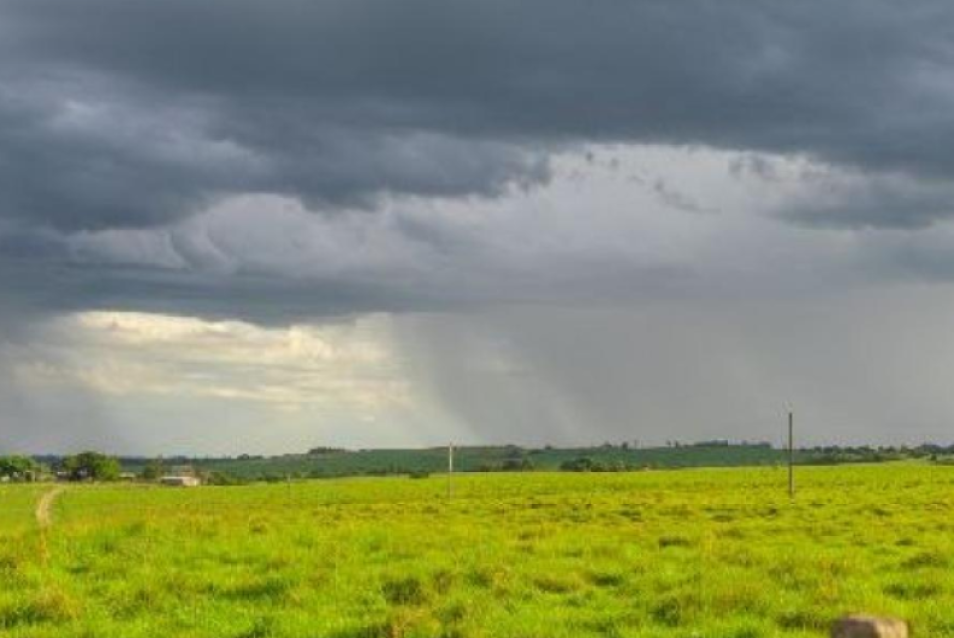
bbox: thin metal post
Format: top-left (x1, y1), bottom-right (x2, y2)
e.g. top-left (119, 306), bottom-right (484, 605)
top-left (447, 442), bottom-right (454, 499)
top-left (788, 411), bottom-right (795, 498)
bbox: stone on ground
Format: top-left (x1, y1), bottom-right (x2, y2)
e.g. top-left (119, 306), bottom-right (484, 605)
top-left (831, 615), bottom-right (908, 638)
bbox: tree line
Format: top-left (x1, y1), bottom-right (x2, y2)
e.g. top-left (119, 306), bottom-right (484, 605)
top-left (0, 451), bottom-right (121, 482)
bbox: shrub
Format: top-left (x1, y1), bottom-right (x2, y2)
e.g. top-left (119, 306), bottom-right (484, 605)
top-left (61, 452), bottom-right (121, 482)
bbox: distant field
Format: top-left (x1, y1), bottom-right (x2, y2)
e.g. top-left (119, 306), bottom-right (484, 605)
top-left (2, 466), bottom-right (953, 637)
top-left (156, 444), bottom-right (792, 479)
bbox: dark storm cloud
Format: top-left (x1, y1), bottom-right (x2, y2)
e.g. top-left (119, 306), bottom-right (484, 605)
top-left (777, 176), bottom-right (954, 230)
top-left (0, 221), bottom-right (696, 328)
top-left (0, 0), bottom-right (953, 230)
top-left (0, 76), bottom-right (548, 231)
top-left (0, 250), bottom-right (430, 326)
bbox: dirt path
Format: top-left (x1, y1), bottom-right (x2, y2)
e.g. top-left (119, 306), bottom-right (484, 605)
top-left (36, 486), bottom-right (65, 529)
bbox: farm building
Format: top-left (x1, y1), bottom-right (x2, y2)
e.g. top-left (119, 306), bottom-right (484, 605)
top-left (159, 475), bottom-right (201, 487)
top-left (159, 464), bottom-right (201, 487)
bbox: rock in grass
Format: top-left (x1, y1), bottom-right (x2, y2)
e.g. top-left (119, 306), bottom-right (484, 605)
top-left (831, 615), bottom-right (908, 638)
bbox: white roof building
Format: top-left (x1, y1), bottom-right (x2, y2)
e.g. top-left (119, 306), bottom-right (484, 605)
top-left (159, 475), bottom-right (201, 487)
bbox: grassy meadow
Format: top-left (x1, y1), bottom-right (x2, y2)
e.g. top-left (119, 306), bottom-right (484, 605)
top-left (1, 465), bottom-right (953, 637)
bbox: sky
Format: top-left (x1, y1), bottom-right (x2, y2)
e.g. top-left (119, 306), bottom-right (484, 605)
top-left (2, 0), bottom-right (954, 454)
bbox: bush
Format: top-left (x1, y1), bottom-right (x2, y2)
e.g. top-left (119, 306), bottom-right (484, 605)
top-left (560, 457), bottom-right (596, 472)
top-left (501, 457), bottom-right (534, 472)
top-left (61, 452), bottom-right (121, 482)
top-left (141, 458), bottom-right (165, 480)
top-left (0, 455), bottom-right (40, 482)
top-left (205, 471), bottom-right (246, 486)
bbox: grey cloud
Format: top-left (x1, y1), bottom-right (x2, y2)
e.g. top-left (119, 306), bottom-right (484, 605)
top-left (729, 155), bottom-right (784, 182)
top-left (7, 1), bottom-right (954, 452)
top-left (0, 0), bottom-right (953, 230)
top-left (777, 175), bottom-right (954, 230)
top-left (0, 228), bottom-right (694, 330)
top-left (0, 358), bottom-right (126, 454)
top-left (0, 256), bottom-right (429, 326)
top-left (397, 297), bottom-right (954, 448)
top-left (0, 291), bottom-right (126, 454)
top-left (649, 179), bottom-right (717, 215)
top-left (0, 77), bottom-right (549, 231)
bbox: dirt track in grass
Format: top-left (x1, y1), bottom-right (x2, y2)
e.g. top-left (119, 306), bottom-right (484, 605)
top-left (36, 485), bottom-right (65, 529)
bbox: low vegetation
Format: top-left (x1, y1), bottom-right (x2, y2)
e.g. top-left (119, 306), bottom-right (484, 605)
top-left (59, 452), bottom-right (121, 482)
top-left (1, 465), bottom-right (953, 636)
top-left (85, 442), bottom-right (949, 483)
top-left (25, 443), bottom-right (951, 484)
top-left (0, 456), bottom-right (41, 483)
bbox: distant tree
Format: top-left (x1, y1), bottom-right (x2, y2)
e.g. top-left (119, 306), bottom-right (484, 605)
top-left (0, 456), bottom-right (39, 482)
top-left (141, 458), bottom-right (165, 481)
top-left (62, 452), bottom-right (121, 482)
top-left (205, 471), bottom-right (245, 486)
top-left (307, 446), bottom-right (345, 455)
top-left (560, 457), bottom-right (596, 472)
top-left (503, 445), bottom-right (523, 459)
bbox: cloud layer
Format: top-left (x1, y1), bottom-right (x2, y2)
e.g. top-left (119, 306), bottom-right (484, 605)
top-left (4, 1), bottom-right (954, 451)
top-left (1, 0), bottom-right (953, 231)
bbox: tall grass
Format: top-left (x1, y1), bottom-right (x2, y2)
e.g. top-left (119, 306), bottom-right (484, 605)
top-left (1, 466), bottom-right (952, 637)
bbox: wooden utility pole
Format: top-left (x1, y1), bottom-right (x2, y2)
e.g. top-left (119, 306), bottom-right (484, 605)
top-left (788, 411), bottom-right (795, 498)
top-left (447, 442), bottom-right (454, 499)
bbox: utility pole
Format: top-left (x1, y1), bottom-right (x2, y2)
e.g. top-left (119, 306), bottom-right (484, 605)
top-left (788, 410), bottom-right (795, 498)
top-left (447, 442), bottom-right (454, 500)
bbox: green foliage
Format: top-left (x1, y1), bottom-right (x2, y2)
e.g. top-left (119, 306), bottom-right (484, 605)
top-left (0, 455), bottom-right (39, 482)
top-left (113, 443), bottom-right (945, 483)
top-left (163, 443), bottom-right (796, 480)
top-left (559, 456), bottom-right (631, 472)
top-left (140, 458), bottom-right (165, 480)
top-left (61, 451), bottom-right (121, 482)
top-left (204, 471), bottom-right (246, 486)
top-left (307, 446), bottom-right (346, 455)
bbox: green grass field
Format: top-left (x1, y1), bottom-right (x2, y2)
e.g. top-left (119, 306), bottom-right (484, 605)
top-left (1, 465), bottom-right (952, 637)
